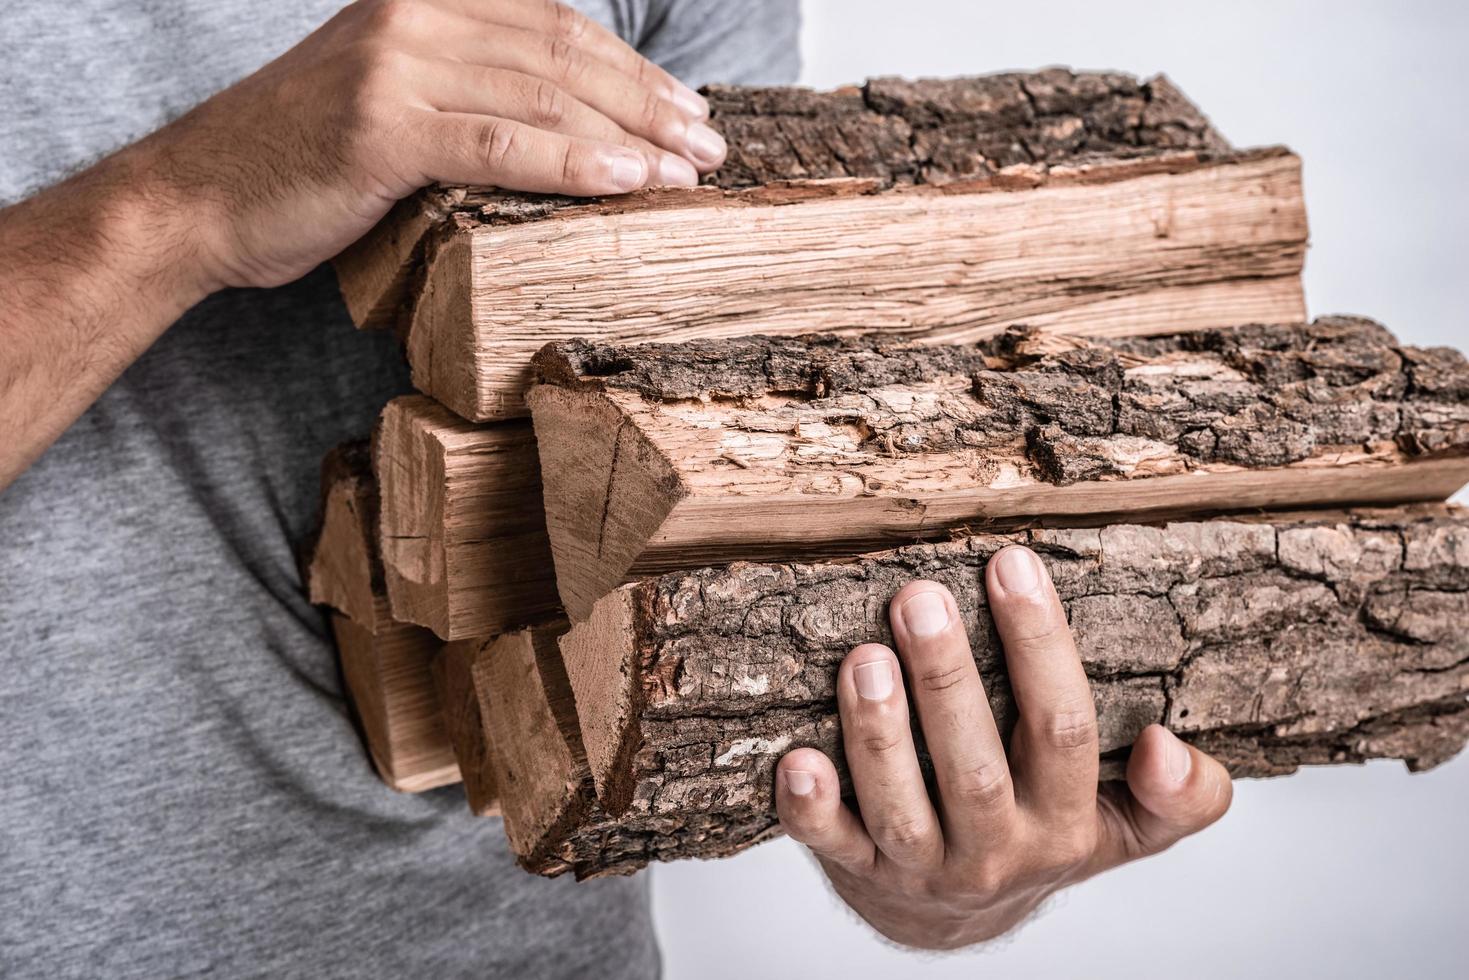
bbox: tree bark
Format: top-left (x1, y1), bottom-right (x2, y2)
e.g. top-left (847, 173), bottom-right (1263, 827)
top-left (517, 505), bottom-right (1469, 878)
top-left (528, 319), bottom-right (1469, 621)
top-left (373, 395), bottom-right (560, 640)
top-left (332, 70), bottom-right (1307, 421)
top-left (465, 624), bottom-right (783, 879)
top-left (302, 442), bottom-right (460, 793)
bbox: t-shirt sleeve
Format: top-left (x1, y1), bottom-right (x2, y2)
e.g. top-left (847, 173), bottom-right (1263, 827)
top-left (636, 0), bottom-right (801, 87)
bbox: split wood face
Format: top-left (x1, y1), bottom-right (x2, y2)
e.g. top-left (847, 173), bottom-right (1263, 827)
top-left (334, 70), bottom-right (1308, 420)
top-left (529, 319), bottom-right (1469, 622)
top-left (373, 395), bottom-right (561, 641)
top-left (531, 507), bottom-right (1469, 878)
top-left (303, 442), bottom-right (459, 793)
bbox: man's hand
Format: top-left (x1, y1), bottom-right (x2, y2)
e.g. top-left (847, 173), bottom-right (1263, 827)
top-left (151, 0), bottom-right (724, 290)
top-left (0, 0), bottom-right (722, 490)
top-left (775, 545), bottom-right (1233, 950)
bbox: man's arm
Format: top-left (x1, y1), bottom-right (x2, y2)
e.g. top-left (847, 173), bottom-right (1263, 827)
top-left (0, 0), bottom-right (725, 491)
top-left (777, 546), bottom-right (1233, 949)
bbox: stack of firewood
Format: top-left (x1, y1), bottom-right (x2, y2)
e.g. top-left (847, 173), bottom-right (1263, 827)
top-left (304, 70), bottom-right (1469, 879)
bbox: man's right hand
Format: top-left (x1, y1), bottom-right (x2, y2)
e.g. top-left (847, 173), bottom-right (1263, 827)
top-left (143, 0), bottom-right (725, 291)
top-left (0, 0), bottom-right (724, 491)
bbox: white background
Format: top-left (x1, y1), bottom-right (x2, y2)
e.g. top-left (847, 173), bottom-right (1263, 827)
top-left (653, 2), bottom-right (1469, 977)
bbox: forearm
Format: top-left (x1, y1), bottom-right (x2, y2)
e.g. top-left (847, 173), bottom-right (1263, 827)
top-left (0, 142), bottom-right (214, 490)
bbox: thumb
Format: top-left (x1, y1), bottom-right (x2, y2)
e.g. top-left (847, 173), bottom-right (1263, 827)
top-left (1093, 724), bottom-right (1233, 870)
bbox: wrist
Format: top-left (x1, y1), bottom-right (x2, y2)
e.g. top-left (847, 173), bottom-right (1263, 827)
top-left (93, 135), bottom-right (229, 308)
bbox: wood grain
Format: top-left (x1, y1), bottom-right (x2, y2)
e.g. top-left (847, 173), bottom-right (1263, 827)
top-left (332, 71), bottom-right (1306, 421)
top-left (529, 320), bottom-right (1469, 621)
top-left (302, 443), bottom-right (459, 792)
top-left (542, 506), bottom-right (1469, 877)
top-left (373, 395), bottom-right (560, 640)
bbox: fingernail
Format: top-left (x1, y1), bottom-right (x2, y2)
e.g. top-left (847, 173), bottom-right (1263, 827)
top-left (655, 153), bottom-right (699, 187)
top-left (607, 152), bottom-right (646, 191)
top-left (685, 122), bottom-right (726, 165)
top-left (854, 660), bottom-right (893, 701)
top-left (1165, 733), bottom-right (1192, 784)
top-left (669, 85), bottom-right (709, 119)
top-left (994, 546), bottom-right (1041, 596)
top-left (900, 590), bottom-right (951, 638)
top-left (782, 769), bottom-right (816, 796)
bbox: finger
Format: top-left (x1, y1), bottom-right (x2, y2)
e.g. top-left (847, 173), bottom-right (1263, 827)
top-left (1090, 725), bottom-right (1233, 873)
top-left (987, 545), bottom-right (1099, 824)
top-left (431, 23), bottom-right (725, 169)
top-left (409, 62), bottom-right (698, 186)
top-left (838, 642), bottom-right (944, 869)
top-left (887, 580), bottom-right (1016, 857)
top-left (776, 748), bottom-right (877, 873)
top-left (405, 109), bottom-right (646, 195)
top-left (425, 0), bottom-right (708, 117)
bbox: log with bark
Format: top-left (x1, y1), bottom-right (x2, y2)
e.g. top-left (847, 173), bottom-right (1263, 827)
top-left (334, 71), bottom-right (1308, 420)
top-left (373, 395), bottom-right (560, 640)
top-left (528, 318), bottom-right (1469, 621)
top-left (302, 442), bottom-right (460, 792)
top-left (459, 625), bottom-right (781, 878)
top-left (495, 505), bottom-right (1469, 878)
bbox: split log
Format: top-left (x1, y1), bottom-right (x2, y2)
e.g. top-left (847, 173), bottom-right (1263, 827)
top-left (335, 71), bottom-right (1308, 420)
top-left (333, 187), bottom-right (475, 331)
top-left (466, 626), bottom-right (778, 878)
top-left (432, 640), bottom-right (500, 815)
top-left (373, 395), bottom-right (560, 640)
top-left (528, 318), bottom-right (1469, 620)
top-left (302, 443), bottom-right (459, 792)
top-left (542, 506), bottom-right (1469, 877)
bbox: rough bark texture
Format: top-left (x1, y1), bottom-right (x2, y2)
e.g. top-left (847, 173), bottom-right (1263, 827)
top-left (529, 319), bottom-right (1469, 620)
top-left (302, 442), bottom-right (459, 793)
top-left (332, 70), bottom-right (1305, 422)
top-left (537, 318), bottom-right (1469, 475)
top-left (473, 625), bottom-right (782, 880)
top-left (544, 506), bottom-right (1469, 877)
top-left (373, 70), bottom-right (1235, 240)
top-left (708, 71), bottom-right (1229, 188)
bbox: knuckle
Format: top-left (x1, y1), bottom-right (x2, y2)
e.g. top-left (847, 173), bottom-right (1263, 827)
top-left (1008, 615), bottom-right (1071, 652)
top-left (530, 80), bottom-right (568, 129)
top-left (949, 759), bottom-right (1011, 810)
top-left (551, 2), bottom-right (590, 42)
top-left (1040, 702), bottom-right (1098, 751)
top-left (631, 53), bottom-right (656, 87)
top-left (559, 143), bottom-right (585, 187)
top-left (474, 120), bottom-right (521, 173)
top-left (956, 859), bottom-right (1010, 900)
top-left (364, 0), bottom-right (418, 35)
top-left (638, 89), bottom-right (666, 132)
top-left (350, 41), bottom-right (403, 92)
top-left (857, 729), bottom-right (905, 757)
top-left (916, 661), bottom-right (969, 695)
top-left (546, 37), bottom-right (584, 83)
top-left (869, 813), bottom-right (931, 855)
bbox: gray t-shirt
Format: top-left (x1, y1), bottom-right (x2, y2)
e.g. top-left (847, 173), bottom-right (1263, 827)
top-left (0, 3), bottom-right (798, 976)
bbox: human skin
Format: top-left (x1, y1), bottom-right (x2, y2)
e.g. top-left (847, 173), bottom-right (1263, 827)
top-left (0, 0), bottom-right (724, 491)
top-left (0, 0), bottom-right (1231, 950)
top-left (776, 544), bottom-right (1234, 949)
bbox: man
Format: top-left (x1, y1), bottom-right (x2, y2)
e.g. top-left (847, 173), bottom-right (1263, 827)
top-left (0, 1), bottom-right (1231, 974)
